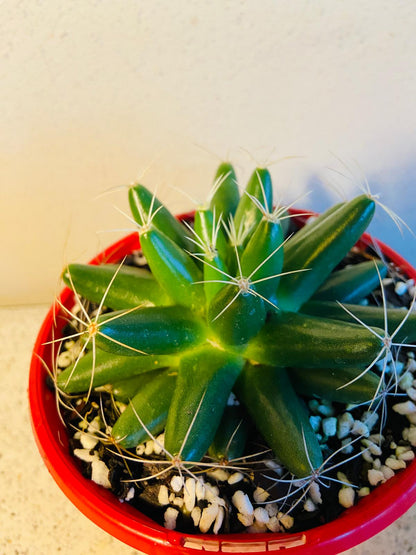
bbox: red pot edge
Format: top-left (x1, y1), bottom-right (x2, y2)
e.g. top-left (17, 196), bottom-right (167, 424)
top-left (28, 212), bottom-right (416, 555)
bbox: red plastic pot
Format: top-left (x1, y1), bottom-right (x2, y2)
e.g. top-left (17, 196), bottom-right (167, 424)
top-left (29, 212), bottom-right (416, 554)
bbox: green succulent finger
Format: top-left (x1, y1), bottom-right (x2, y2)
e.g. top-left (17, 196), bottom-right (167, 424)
top-left (194, 207), bottom-right (229, 264)
top-left (311, 259), bottom-right (388, 304)
top-left (111, 368), bottom-right (177, 448)
top-left (276, 195), bottom-right (375, 312)
top-left (207, 405), bottom-right (249, 463)
top-left (57, 348), bottom-right (177, 393)
top-left (128, 184), bottom-right (190, 249)
top-left (62, 263), bottom-right (171, 309)
top-left (209, 162), bottom-right (240, 220)
top-left (233, 167), bottom-right (273, 245)
top-left (193, 207), bottom-right (231, 303)
top-left (140, 228), bottom-right (205, 312)
top-left (286, 202), bottom-right (345, 250)
top-left (240, 218), bottom-right (284, 302)
top-left (95, 305), bottom-right (207, 356)
top-left (110, 367), bottom-right (176, 403)
top-left (245, 311), bottom-right (384, 368)
top-left (164, 346), bottom-right (244, 462)
top-left (208, 283), bottom-right (266, 346)
top-left (235, 363), bottom-right (323, 478)
top-left (290, 366), bottom-right (381, 405)
top-left (301, 300), bottom-right (416, 343)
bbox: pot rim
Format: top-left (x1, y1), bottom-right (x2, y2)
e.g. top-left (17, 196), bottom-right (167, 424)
top-left (28, 211), bottom-right (416, 554)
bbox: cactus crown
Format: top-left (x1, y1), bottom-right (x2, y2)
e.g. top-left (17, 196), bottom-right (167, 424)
top-left (57, 162), bottom-right (415, 481)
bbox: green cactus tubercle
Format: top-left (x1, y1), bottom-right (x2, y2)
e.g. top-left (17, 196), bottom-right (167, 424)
top-left (58, 163), bottom-right (405, 479)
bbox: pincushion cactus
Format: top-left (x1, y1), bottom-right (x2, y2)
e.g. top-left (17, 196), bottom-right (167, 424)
top-left (56, 162), bottom-right (416, 481)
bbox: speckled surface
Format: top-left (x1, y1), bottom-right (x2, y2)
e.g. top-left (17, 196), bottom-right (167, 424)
top-left (1, 305), bottom-right (415, 555)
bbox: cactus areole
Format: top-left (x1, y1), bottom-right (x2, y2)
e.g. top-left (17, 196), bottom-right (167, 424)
top-left (30, 161), bottom-right (416, 552)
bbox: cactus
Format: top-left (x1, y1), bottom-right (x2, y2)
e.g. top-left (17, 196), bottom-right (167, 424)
top-left (56, 162), bottom-right (415, 483)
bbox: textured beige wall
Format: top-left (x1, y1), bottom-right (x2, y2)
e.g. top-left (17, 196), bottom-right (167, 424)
top-left (2, 1), bottom-right (416, 305)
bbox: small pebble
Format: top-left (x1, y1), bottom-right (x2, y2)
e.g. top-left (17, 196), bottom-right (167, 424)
top-left (204, 483), bottom-right (223, 505)
top-left (73, 448), bottom-right (98, 463)
top-left (237, 512), bottom-right (254, 527)
top-left (361, 411), bottom-right (379, 432)
top-left (213, 506), bottom-right (225, 534)
top-left (184, 478), bottom-right (196, 512)
top-left (380, 465), bottom-right (395, 481)
top-left (253, 487), bottom-right (269, 503)
top-left (254, 507), bottom-right (269, 524)
top-left (322, 417), bottom-right (337, 437)
top-left (309, 482), bottom-right (322, 505)
top-left (195, 479), bottom-right (206, 501)
top-left (228, 472), bottom-right (244, 485)
top-left (341, 438), bottom-right (354, 454)
top-left (358, 487), bottom-right (370, 497)
top-left (267, 516), bottom-right (281, 532)
top-left (278, 513), bottom-right (294, 530)
top-left (153, 434), bottom-right (165, 455)
top-left (395, 281), bottom-right (408, 296)
top-left (368, 469), bottom-right (385, 486)
top-left (351, 420), bottom-right (370, 437)
top-left (207, 468), bottom-right (229, 482)
top-left (385, 457), bottom-right (406, 470)
top-left (308, 399), bottom-right (320, 413)
top-left (79, 431), bottom-right (99, 450)
top-left (393, 400), bottom-right (416, 415)
top-left (158, 485), bottom-right (169, 506)
top-left (171, 475), bottom-right (184, 492)
top-left (309, 415), bottom-right (322, 432)
top-left (361, 447), bottom-right (374, 464)
top-left (232, 491), bottom-right (254, 515)
top-left (125, 487), bottom-right (135, 501)
top-left (164, 507), bottom-right (179, 530)
top-left (362, 438), bottom-right (382, 456)
top-left (318, 403), bottom-right (334, 417)
top-left (191, 506), bottom-right (201, 527)
top-left (57, 351), bottom-right (74, 368)
top-left (406, 387), bottom-right (416, 402)
top-left (403, 426), bottom-right (416, 446)
top-left (303, 498), bottom-right (317, 512)
top-left (338, 487), bottom-right (355, 508)
top-left (398, 449), bottom-right (415, 462)
top-left (373, 457), bottom-right (382, 470)
top-left (399, 373), bottom-right (414, 391)
top-left (337, 471), bottom-right (351, 485)
top-left (337, 412), bottom-right (354, 439)
top-left (266, 503), bottom-right (278, 517)
top-left (91, 459), bottom-right (111, 489)
top-left (407, 413), bottom-right (416, 425)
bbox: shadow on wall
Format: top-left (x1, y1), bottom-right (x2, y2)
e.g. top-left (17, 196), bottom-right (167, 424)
top-left (302, 164), bottom-right (416, 267)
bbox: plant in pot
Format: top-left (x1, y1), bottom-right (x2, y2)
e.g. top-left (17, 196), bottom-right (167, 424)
top-left (29, 162), bottom-right (416, 554)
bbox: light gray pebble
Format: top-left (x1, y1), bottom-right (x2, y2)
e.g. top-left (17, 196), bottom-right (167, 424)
top-left (368, 468), bottom-right (385, 486)
top-left (254, 507), bottom-right (269, 524)
top-left (232, 490), bottom-right (254, 515)
top-left (191, 506), bottom-right (201, 527)
top-left (171, 475), bottom-right (184, 492)
top-left (322, 416), bottom-right (337, 437)
top-left (158, 485), bottom-right (169, 506)
top-left (393, 400), bottom-right (416, 415)
top-left (184, 477), bottom-right (196, 512)
top-left (164, 507), bottom-right (179, 530)
top-left (228, 472), bottom-right (244, 485)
